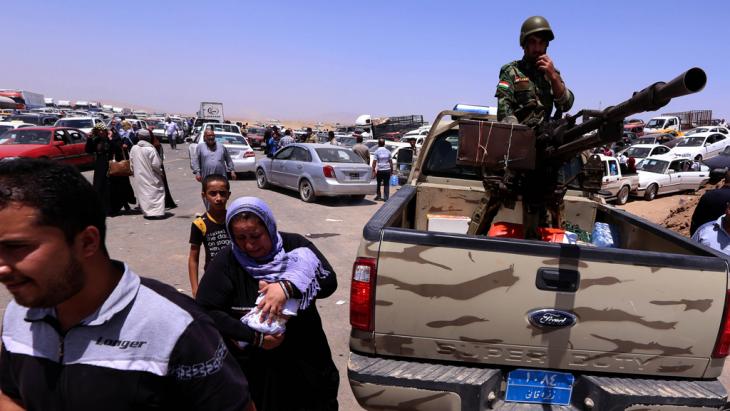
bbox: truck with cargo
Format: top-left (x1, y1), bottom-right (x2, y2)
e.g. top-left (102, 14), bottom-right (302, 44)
top-left (356, 114), bottom-right (426, 139)
top-left (0, 90), bottom-right (46, 110)
top-left (198, 101), bottom-right (224, 123)
top-left (347, 69), bottom-right (730, 409)
top-left (644, 110), bottom-right (712, 135)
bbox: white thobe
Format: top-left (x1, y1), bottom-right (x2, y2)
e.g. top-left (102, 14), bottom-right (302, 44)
top-left (130, 141), bottom-right (165, 217)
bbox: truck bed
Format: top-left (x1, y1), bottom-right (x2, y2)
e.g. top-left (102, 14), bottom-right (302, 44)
top-left (354, 183), bottom-right (730, 379)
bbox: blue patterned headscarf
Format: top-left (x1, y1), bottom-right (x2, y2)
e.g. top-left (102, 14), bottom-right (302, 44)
top-left (225, 197), bottom-right (327, 310)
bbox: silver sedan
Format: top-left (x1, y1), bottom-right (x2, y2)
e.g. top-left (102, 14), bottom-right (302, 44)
top-left (255, 143), bottom-right (376, 202)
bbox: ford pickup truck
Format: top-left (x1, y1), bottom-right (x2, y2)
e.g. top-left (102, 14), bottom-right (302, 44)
top-left (348, 110), bottom-right (730, 410)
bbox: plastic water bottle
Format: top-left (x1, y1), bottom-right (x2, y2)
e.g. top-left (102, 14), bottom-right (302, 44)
top-left (390, 174), bottom-right (399, 186)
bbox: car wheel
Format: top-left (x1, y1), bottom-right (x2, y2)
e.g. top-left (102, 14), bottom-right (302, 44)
top-left (644, 184), bottom-right (658, 201)
top-left (256, 168), bottom-right (269, 189)
top-left (299, 179), bottom-right (315, 203)
top-left (616, 185), bottom-right (630, 205)
top-left (695, 155), bottom-right (703, 162)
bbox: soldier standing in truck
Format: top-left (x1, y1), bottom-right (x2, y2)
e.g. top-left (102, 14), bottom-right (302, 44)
top-left (496, 16), bottom-right (575, 127)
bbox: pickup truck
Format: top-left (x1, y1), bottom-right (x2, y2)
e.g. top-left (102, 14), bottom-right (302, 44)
top-left (348, 110), bottom-right (730, 410)
top-left (596, 154), bottom-right (638, 205)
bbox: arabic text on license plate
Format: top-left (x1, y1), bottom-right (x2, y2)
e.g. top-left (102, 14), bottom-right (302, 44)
top-left (349, 173), bottom-right (360, 180)
top-left (504, 369), bottom-right (574, 405)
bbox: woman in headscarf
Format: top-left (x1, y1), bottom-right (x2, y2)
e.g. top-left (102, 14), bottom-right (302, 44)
top-left (196, 197), bottom-right (339, 411)
top-left (107, 125), bottom-right (136, 215)
top-left (85, 123), bottom-right (112, 214)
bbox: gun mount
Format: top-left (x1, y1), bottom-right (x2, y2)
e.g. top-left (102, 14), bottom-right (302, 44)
top-left (456, 68), bottom-right (707, 237)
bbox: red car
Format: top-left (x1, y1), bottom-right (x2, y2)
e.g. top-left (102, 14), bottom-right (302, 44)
top-left (245, 126), bottom-right (265, 149)
top-left (0, 127), bottom-right (94, 168)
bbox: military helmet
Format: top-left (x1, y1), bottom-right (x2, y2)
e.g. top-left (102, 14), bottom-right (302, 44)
top-left (519, 16), bottom-right (554, 46)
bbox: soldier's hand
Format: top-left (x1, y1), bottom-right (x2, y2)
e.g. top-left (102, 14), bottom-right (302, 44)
top-left (261, 333), bottom-right (284, 350)
top-left (536, 54), bottom-right (558, 79)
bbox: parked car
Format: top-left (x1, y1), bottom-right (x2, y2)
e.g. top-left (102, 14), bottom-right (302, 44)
top-left (255, 143), bottom-right (375, 202)
top-left (246, 126), bottom-right (265, 149)
top-left (0, 122), bottom-right (36, 142)
top-left (0, 127), bottom-right (93, 168)
top-left (634, 154), bottom-right (710, 200)
top-left (634, 133), bottom-right (676, 145)
top-left (703, 146), bottom-right (730, 183)
top-left (335, 135), bottom-right (357, 147)
top-left (684, 126), bottom-right (730, 136)
top-left (4, 113), bottom-right (59, 126)
top-left (188, 130), bottom-right (256, 174)
top-left (669, 131), bottom-right (730, 161)
top-left (621, 143), bottom-right (671, 162)
top-left (54, 117), bottom-right (105, 135)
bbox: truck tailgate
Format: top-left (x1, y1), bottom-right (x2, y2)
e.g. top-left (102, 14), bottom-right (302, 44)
top-left (372, 230), bottom-right (728, 378)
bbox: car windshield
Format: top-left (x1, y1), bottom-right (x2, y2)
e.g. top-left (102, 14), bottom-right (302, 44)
top-left (204, 124), bottom-right (240, 134)
top-left (1, 130), bottom-right (51, 145)
top-left (646, 119), bottom-right (664, 128)
top-left (248, 127), bottom-right (263, 134)
top-left (336, 137), bottom-right (356, 147)
top-left (677, 137), bottom-right (705, 147)
top-left (625, 147), bottom-right (651, 158)
top-left (684, 128), bottom-right (707, 136)
top-left (639, 158), bottom-right (668, 173)
top-left (149, 121), bottom-right (165, 129)
top-left (315, 148), bottom-right (363, 163)
top-left (216, 134), bottom-right (247, 145)
top-left (56, 119), bottom-right (93, 128)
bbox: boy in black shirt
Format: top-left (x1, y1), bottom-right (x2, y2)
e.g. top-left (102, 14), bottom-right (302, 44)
top-left (188, 174), bottom-right (231, 297)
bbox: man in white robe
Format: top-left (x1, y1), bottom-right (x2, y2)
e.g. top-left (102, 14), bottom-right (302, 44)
top-left (129, 130), bottom-right (166, 219)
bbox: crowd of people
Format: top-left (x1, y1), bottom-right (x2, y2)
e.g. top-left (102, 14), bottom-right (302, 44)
top-left (0, 158), bottom-right (340, 410)
top-left (85, 122), bottom-right (176, 220)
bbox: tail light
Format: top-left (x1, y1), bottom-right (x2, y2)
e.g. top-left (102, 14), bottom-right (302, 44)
top-left (244, 151), bottom-right (255, 158)
top-left (350, 257), bottom-right (377, 331)
top-left (712, 290), bottom-right (730, 357)
top-left (323, 165), bottom-right (335, 178)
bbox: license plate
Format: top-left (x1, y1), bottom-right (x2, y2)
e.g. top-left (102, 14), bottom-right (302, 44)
top-left (504, 369), bottom-right (574, 405)
top-left (349, 173), bottom-right (360, 180)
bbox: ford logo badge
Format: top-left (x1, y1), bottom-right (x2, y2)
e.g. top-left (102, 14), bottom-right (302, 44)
top-left (528, 309), bottom-right (577, 329)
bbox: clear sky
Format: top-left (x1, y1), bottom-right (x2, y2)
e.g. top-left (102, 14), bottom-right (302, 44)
top-left (5, 1), bottom-right (729, 123)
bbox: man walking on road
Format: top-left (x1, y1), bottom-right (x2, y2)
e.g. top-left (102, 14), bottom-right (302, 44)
top-left (192, 128), bottom-right (236, 183)
top-left (164, 117), bottom-right (180, 150)
top-left (0, 159), bottom-right (254, 411)
top-left (352, 134), bottom-right (370, 164)
top-left (372, 138), bottom-right (393, 201)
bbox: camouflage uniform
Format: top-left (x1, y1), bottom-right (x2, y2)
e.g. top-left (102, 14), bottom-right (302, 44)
top-left (495, 58), bottom-right (574, 127)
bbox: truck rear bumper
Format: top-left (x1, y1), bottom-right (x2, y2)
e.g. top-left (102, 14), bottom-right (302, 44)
top-left (348, 352), bottom-right (728, 410)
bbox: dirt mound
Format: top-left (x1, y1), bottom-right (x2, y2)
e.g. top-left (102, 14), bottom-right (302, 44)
top-left (661, 182), bottom-right (722, 236)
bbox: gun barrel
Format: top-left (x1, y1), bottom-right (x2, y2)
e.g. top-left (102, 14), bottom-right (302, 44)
top-left (555, 68), bottom-right (706, 156)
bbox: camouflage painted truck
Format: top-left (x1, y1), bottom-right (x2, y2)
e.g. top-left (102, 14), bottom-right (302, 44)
top-left (348, 69), bottom-right (730, 410)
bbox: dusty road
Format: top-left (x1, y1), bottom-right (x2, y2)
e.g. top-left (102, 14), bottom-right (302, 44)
top-left (1, 147), bottom-right (728, 408)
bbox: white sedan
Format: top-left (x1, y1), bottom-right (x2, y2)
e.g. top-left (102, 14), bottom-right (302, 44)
top-left (634, 154), bottom-right (710, 201)
top-left (188, 131), bottom-right (256, 174)
top-left (669, 131), bottom-right (730, 161)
